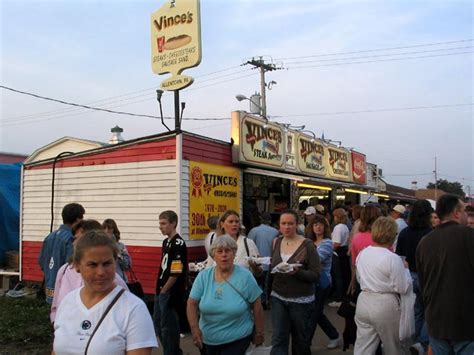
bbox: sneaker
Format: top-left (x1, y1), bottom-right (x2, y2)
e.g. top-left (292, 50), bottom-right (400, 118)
top-left (328, 301), bottom-right (342, 308)
top-left (409, 343), bottom-right (425, 355)
top-left (327, 336), bottom-right (342, 349)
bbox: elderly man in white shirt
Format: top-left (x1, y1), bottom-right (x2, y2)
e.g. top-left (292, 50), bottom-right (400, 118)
top-left (354, 217), bottom-right (412, 355)
top-left (390, 204), bottom-right (408, 249)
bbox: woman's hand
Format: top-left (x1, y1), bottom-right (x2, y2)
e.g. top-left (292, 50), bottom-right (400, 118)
top-left (191, 327), bottom-right (203, 349)
top-left (252, 331), bottom-right (264, 346)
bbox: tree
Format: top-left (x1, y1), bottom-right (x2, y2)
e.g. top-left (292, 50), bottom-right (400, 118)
top-left (427, 179), bottom-right (465, 198)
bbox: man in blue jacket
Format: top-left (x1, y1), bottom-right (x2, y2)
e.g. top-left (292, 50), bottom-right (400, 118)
top-left (38, 203), bottom-right (85, 304)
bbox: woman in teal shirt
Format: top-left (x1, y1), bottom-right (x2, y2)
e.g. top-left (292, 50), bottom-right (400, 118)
top-left (187, 235), bottom-right (265, 354)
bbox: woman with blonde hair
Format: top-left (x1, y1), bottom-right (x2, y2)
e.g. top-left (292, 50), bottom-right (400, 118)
top-left (207, 210), bottom-right (261, 276)
top-left (354, 217), bottom-right (411, 354)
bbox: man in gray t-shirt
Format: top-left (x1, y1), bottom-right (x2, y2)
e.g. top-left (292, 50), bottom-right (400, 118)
top-left (248, 212), bottom-right (279, 308)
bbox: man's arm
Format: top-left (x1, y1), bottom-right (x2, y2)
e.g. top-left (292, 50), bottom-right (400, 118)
top-left (160, 276), bottom-right (178, 294)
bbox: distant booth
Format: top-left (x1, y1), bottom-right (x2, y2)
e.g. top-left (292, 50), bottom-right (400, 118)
top-left (20, 131), bottom-right (240, 294)
top-left (230, 111), bottom-right (384, 231)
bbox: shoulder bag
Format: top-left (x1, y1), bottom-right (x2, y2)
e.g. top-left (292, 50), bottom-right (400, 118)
top-left (126, 268), bottom-right (144, 299)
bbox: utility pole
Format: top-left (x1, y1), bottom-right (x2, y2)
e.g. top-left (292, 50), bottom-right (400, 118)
top-left (433, 156), bottom-right (438, 201)
top-left (244, 57), bottom-right (281, 117)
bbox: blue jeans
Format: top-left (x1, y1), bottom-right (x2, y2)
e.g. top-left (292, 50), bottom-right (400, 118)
top-left (271, 296), bottom-right (312, 355)
top-left (411, 272), bottom-right (429, 348)
top-left (306, 285), bottom-right (339, 345)
top-left (429, 337), bottom-right (474, 355)
top-left (153, 293), bottom-right (182, 355)
top-left (203, 335), bottom-right (252, 355)
top-left (257, 271), bottom-right (271, 305)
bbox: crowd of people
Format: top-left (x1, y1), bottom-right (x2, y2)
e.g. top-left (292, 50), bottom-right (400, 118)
top-left (38, 194), bottom-right (474, 354)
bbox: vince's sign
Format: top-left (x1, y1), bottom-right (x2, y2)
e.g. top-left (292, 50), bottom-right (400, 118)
top-left (232, 112), bottom-right (285, 168)
top-left (297, 134), bottom-right (326, 175)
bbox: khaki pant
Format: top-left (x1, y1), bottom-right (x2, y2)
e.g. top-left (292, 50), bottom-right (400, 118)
top-left (354, 291), bottom-right (404, 355)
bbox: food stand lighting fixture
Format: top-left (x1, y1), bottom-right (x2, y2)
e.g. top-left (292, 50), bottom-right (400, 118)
top-left (373, 193), bottom-right (390, 198)
top-left (300, 130), bottom-right (317, 143)
top-left (297, 183), bottom-right (333, 191)
top-left (345, 188), bottom-right (368, 195)
top-left (235, 94), bottom-right (268, 122)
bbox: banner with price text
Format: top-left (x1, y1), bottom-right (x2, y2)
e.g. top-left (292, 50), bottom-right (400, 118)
top-left (189, 161), bottom-right (240, 240)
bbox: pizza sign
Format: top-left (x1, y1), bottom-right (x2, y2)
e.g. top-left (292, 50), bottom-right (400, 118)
top-left (151, 0), bottom-right (202, 91)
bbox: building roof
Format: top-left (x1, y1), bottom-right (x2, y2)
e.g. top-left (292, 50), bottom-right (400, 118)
top-left (24, 136), bottom-right (107, 164)
top-left (0, 152), bottom-right (28, 164)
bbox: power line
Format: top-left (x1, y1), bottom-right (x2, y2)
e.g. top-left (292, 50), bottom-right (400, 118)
top-left (1, 71), bottom-right (258, 126)
top-left (275, 39), bottom-right (473, 60)
top-left (2, 65), bottom-right (247, 122)
top-left (0, 85), bottom-right (229, 123)
top-left (287, 51), bottom-right (473, 69)
top-left (271, 103), bottom-right (473, 118)
top-left (1, 84), bottom-right (471, 127)
top-left (284, 46), bottom-right (472, 65)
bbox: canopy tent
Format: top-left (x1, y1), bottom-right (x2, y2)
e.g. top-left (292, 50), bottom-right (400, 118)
top-left (0, 163), bottom-right (21, 266)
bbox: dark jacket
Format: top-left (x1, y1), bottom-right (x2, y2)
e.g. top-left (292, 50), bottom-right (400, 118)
top-left (396, 226), bottom-right (432, 272)
top-left (416, 221), bottom-right (474, 340)
top-left (271, 237), bottom-right (320, 298)
top-left (38, 225), bottom-right (74, 304)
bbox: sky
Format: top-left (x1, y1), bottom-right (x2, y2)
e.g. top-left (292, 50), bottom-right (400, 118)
top-left (1, 0), bottom-right (473, 193)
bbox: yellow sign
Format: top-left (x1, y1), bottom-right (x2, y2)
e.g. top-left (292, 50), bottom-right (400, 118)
top-left (326, 146), bottom-right (351, 181)
top-left (296, 133), bottom-right (327, 176)
top-left (151, 0), bottom-right (202, 91)
top-left (231, 112), bottom-right (285, 168)
top-left (189, 161), bottom-right (240, 240)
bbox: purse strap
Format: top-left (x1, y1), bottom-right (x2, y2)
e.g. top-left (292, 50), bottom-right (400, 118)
top-left (223, 277), bottom-right (252, 317)
top-left (84, 288), bottom-right (126, 355)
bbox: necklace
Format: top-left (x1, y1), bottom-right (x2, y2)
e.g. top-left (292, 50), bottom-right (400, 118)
top-left (284, 237), bottom-right (296, 246)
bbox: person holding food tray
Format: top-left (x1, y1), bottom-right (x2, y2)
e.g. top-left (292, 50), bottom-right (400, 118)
top-left (206, 210), bottom-right (262, 277)
top-left (270, 209), bottom-right (320, 355)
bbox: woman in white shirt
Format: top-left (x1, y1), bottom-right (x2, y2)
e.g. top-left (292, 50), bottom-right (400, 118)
top-left (207, 210), bottom-right (262, 276)
top-left (53, 230), bottom-right (158, 355)
top-left (354, 217), bottom-right (411, 355)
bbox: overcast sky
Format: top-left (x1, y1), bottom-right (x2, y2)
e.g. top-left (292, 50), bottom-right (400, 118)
top-left (1, 0), bottom-right (472, 193)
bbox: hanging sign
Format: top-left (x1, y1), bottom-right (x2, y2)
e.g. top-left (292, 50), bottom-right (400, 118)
top-left (189, 161), bottom-right (240, 240)
top-left (296, 133), bottom-right (327, 176)
top-left (351, 151), bottom-right (367, 184)
top-left (231, 112), bottom-right (285, 168)
top-left (151, 0), bottom-right (202, 91)
top-left (326, 146), bottom-right (351, 181)
top-left (285, 129), bottom-right (297, 170)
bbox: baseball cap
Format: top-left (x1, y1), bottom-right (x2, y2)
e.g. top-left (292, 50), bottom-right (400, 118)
top-left (315, 204), bottom-right (325, 214)
top-left (304, 206), bottom-right (316, 215)
top-left (392, 204), bottom-right (406, 214)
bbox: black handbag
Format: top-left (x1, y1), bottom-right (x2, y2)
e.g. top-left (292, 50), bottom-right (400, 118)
top-left (127, 269), bottom-right (144, 298)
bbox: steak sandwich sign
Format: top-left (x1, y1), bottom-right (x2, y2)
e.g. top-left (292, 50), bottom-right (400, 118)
top-left (151, 0), bottom-right (202, 91)
top-left (231, 112), bottom-right (285, 168)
